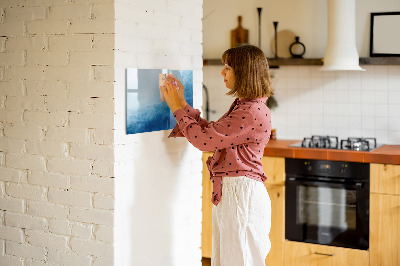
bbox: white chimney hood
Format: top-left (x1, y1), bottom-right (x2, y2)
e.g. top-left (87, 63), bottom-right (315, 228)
top-left (320, 0), bottom-right (365, 71)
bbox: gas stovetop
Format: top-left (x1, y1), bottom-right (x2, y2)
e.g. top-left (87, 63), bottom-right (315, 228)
top-left (289, 135), bottom-right (382, 151)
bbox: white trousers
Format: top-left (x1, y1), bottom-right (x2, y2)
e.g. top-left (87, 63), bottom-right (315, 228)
top-left (212, 176), bottom-right (271, 266)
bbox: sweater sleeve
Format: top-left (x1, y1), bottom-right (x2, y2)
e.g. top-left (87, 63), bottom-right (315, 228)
top-left (173, 106), bottom-right (257, 152)
top-left (168, 104), bottom-right (210, 138)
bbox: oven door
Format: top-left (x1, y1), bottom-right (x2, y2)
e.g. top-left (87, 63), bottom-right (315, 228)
top-left (285, 177), bottom-right (369, 250)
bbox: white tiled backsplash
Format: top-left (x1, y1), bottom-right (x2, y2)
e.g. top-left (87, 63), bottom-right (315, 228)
top-left (203, 65), bottom-right (400, 144)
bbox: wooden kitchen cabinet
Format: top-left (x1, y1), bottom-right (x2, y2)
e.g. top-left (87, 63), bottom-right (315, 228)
top-left (284, 241), bottom-right (369, 266)
top-left (202, 152), bottom-right (213, 258)
top-left (370, 163), bottom-right (400, 195)
top-left (261, 156), bottom-right (285, 266)
top-left (201, 154), bottom-right (286, 266)
top-left (370, 163), bottom-right (400, 266)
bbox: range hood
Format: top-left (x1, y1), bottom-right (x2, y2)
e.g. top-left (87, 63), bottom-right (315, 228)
top-left (320, 0), bottom-right (365, 71)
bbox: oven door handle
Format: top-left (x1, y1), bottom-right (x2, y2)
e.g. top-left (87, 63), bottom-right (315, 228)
top-left (287, 177), bottom-right (364, 189)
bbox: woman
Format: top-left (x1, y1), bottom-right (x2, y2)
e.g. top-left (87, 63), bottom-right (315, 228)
top-left (161, 44), bottom-right (273, 266)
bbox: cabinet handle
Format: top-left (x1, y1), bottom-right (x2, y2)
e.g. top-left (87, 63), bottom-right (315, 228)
top-left (314, 252), bottom-right (335, 257)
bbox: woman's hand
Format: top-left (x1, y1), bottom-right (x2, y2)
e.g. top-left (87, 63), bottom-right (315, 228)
top-left (172, 77), bottom-right (187, 108)
top-left (160, 78), bottom-right (184, 113)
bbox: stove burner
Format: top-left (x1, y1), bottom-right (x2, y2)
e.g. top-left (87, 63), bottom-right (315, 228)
top-left (301, 135), bottom-right (339, 149)
top-left (340, 137), bottom-right (377, 151)
top-left (295, 136), bottom-right (378, 151)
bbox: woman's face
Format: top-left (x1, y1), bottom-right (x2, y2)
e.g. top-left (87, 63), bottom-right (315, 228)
top-left (220, 64), bottom-right (235, 89)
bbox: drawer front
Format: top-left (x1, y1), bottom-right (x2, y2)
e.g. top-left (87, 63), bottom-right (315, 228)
top-left (284, 241), bottom-right (369, 266)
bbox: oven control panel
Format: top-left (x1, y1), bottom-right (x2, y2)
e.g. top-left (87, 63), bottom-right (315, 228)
top-left (286, 158), bottom-right (369, 180)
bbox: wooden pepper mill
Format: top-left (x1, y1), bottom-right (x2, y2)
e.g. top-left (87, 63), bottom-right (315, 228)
top-left (231, 16), bottom-right (249, 48)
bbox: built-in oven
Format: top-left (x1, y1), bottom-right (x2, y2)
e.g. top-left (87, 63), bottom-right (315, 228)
top-left (285, 158), bottom-right (369, 250)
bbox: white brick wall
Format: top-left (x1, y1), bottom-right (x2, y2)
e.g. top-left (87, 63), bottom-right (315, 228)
top-left (0, 0), bottom-right (115, 265)
top-left (113, 0), bottom-right (203, 266)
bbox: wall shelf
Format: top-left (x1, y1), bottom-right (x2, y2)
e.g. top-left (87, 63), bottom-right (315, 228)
top-left (203, 57), bottom-right (400, 67)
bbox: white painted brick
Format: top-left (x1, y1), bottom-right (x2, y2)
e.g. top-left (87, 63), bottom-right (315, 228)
top-left (48, 219), bottom-right (71, 236)
top-left (0, 255), bottom-right (23, 266)
top-left (48, 4), bottom-right (91, 20)
top-left (43, 96), bottom-right (81, 112)
top-left (49, 35), bottom-right (93, 52)
top-left (4, 96), bottom-right (47, 111)
top-left (94, 225), bottom-right (112, 243)
top-left (3, 66), bottom-right (44, 81)
top-left (6, 183), bottom-right (46, 201)
top-left (28, 171), bottom-right (69, 189)
top-left (92, 34), bottom-right (114, 51)
top-left (6, 153), bottom-right (46, 171)
top-left (181, 15), bottom-right (202, 30)
top-left (26, 229), bottom-right (68, 251)
top-left (0, 110), bottom-right (23, 124)
top-left (69, 112), bottom-right (114, 129)
top-left (27, 200), bottom-right (69, 219)
top-left (27, 21), bottom-right (69, 35)
top-left (0, 152), bottom-right (5, 166)
top-left (89, 128), bottom-right (114, 146)
top-left (26, 51), bottom-right (68, 66)
top-left (0, 226), bottom-right (23, 243)
top-left (24, 111), bottom-right (68, 127)
top-left (70, 237), bottom-right (113, 257)
top-left (0, 52), bottom-right (24, 66)
top-left (69, 207), bottom-right (113, 226)
top-left (0, 22), bottom-right (24, 36)
top-left (116, 36), bottom-right (152, 53)
top-left (92, 3), bottom-right (115, 20)
top-left (92, 160), bottom-right (113, 177)
top-left (4, 6), bottom-right (46, 22)
top-left (70, 175), bottom-right (113, 194)
top-left (0, 138), bottom-right (25, 154)
top-left (70, 144), bottom-right (114, 161)
top-left (46, 127), bottom-right (88, 144)
top-left (5, 241), bottom-right (46, 261)
top-left (77, 98), bottom-right (115, 114)
top-left (44, 66), bottom-right (91, 82)
top-left (71, 222), bottom-right (92, 239)
top-left (48, 188), bottom-right (91, 208)
top-left (93, 194), bottom-right (113, 210)
top-left (69, 81), bottom-right (114, 98)
top-left (47, 158), bottom-right (92, 176)
top-left (0, 81), bottom-right (24, 96)
top-left (0, 181), bottom-right (4, 197)
top-left (20, 0), bottom-right (69, 6)
top-left (4, 125), bottom-right (43, 141)
top-left (0, 37), bottom-right (5, 52)
top-left (47, 249), bottom-right (91, 266)
top-left (93, 253), bottom-right (113, 266)
top-left (26, 141), bottom-right (67, 157)
top-left (0, 153), bottom-right (5, 166)
top-left (93, 66), bottom-right (114, 82)
top-left (69, 50), bottom-right (113, 66)
top-left (5, 36), bottom-right (47, 52)
top-left (69, 19), bottom-right (114, 34)
top-left (24, 259), bottom-right (48, 266)
top-left (0, 197), bottom-right (24, 213)
top-left (5, 212), bottom-right (48, 231)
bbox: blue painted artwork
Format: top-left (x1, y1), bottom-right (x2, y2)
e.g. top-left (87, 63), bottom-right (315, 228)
top-left (126, 68), bottom-right (193, 134)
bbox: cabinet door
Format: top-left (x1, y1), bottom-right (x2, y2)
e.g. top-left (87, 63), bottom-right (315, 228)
top-left (202, 152), bottom-right (213, 258)
top-left (284, 241), bottom-right (369, 266)
top-left (370, 163), bottom-right (400, 195)
top-left (370, 193), bottom-right (400, 266)
top-left (264, 184), bottom-right (284, 266)
top-left (262, 156), bottom-right (285, 185)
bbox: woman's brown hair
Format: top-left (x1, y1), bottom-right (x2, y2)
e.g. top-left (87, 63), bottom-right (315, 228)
top-left (221, 44), bottom-right (273, 99)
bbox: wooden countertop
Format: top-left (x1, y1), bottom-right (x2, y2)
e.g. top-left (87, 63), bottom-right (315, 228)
top-left (263, 139), bottom-right (400, 165)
